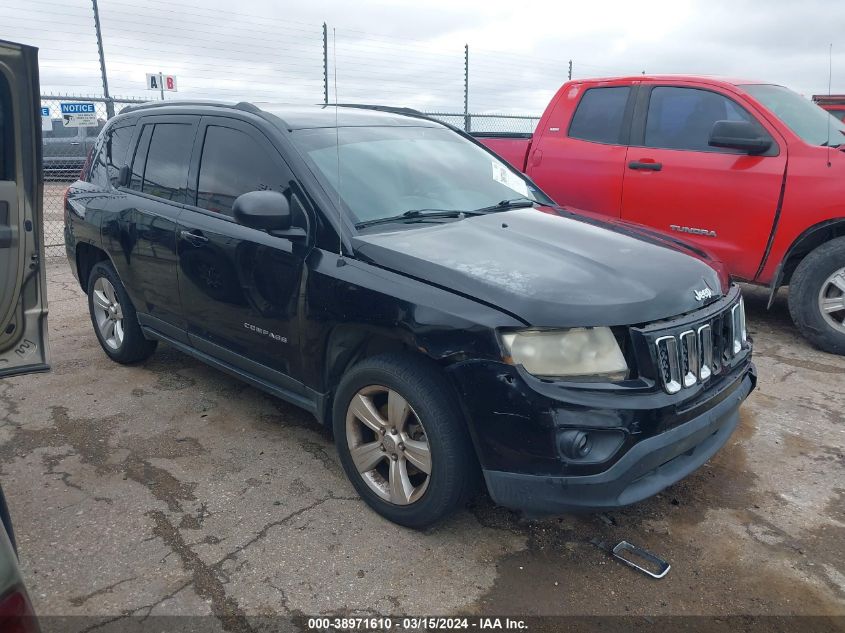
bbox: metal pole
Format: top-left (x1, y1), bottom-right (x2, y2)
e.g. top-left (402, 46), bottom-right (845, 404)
top-left (159, 72), bottom-right (164, 101)
top-left (464, 44), bottom-right (470, 133)
top-left (568, 59), bottom-right (572, 81)
top-left (91, 0), bottom-right (114, 118)
top-left (323, 23), bottom-right (329, 105)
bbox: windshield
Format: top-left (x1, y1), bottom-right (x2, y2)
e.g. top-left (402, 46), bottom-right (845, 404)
top-left (742, 84), bottom-right (845, 146)
top-left (291, 125), bottom-right (549, 226)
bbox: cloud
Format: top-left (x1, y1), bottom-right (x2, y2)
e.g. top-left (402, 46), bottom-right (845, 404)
top-left (1, 0), bottom-right (842, 115)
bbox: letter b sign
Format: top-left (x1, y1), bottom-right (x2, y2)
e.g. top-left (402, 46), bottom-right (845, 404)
top-left (146, 73), bottom-right (178, 92)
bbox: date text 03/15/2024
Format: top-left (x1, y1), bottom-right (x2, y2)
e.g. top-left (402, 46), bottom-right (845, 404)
top-left (305, 616), bottom-right (528, 630)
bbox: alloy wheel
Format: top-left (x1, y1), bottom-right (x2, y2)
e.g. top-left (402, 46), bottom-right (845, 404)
top-left (345, 385), bottom-right (432, 506)
top-left (818, 267), bottom-right (845, 334)
top-left (92, 277), bottom-right (125, 350)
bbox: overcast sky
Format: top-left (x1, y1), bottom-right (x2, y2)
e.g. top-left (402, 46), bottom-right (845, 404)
top-left (2, 0), bottom-right (843, 116)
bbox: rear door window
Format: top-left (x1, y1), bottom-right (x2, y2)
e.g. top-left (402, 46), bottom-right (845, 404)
top-left (195, 124), bottom-right (289, 216)
top-left (568, 86), bottom-right (631, 144)
top-left (141, 123), bottom-right (194, 203)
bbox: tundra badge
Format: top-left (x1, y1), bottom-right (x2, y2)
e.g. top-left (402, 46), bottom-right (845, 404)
top-left (670, 224), bottom-right (717, 238)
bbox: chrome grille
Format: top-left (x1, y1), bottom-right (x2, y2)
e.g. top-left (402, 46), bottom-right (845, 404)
top-left (654, 298), bottom-right (747, 394)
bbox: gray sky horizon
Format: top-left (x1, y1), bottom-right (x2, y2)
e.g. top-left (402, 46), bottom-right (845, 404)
top-left (1, 0), bottom-right (842, 115)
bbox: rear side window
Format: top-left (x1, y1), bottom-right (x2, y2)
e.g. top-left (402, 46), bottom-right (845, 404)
top-left (107, 126), bottom-right (132, 187)
top-left (644, 87), bottom-right (761, 152)
top-left (195, 125), bottom-right (287, 216)
top-left (832, 111), bottom-right (845, 122)
top-left (568, 86), bottom-right (631, 144)
top-left (89, 125), bottom-right (132, 188)
top-left (129, 125), bottom-right (152, 191)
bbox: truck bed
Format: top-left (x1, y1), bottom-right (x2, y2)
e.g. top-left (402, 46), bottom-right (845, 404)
top-left (473, 133), bottom-right (532, 171)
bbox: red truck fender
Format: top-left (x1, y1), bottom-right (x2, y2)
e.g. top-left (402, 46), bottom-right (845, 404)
top-left (767, 218), bottom-right (845, 308)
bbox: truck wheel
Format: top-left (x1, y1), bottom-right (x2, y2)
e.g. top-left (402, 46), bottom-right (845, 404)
top-left (788, 237), bottom-right (845, 355)
top-left (87, 261), bottom-right (157, 364)
top-left (333, 354), bottom-right (478, 529)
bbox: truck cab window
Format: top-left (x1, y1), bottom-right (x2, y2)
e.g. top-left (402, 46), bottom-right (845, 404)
top-left (568, 86), bottom-right (631, 144)
top-left (644, 87), bottom-right (764, 152)
top-left (195, 125), bottom-right (288, 216)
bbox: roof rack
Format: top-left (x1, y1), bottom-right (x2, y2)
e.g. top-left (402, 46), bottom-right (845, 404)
top-left (331, 103), bottom-right (463, 133)
top-left (118, 100), bottom-right (259, 115)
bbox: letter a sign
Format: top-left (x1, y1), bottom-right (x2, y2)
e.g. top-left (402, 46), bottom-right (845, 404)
top-left (146, 73), bottom-right (178, 92)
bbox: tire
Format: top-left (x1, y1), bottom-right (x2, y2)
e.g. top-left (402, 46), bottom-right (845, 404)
top-left (788, 236), bottom-right (845, 355)
top-left (333, 353), bottom-right (478, 529)
top-left (87, 261), bottom-right (157, 364)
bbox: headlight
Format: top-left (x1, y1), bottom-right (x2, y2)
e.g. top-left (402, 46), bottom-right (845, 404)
top-left (500, 327), bottom-right (628, 381)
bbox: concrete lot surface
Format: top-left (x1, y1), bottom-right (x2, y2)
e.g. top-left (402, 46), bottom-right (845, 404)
top-left (1, 260), bottom-right (843, 629)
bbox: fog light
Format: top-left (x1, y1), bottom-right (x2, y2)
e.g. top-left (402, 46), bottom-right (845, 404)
top-left (559, 430), bottom-right (592, 459)
top-left (556, 428), bottom-right (626, 464)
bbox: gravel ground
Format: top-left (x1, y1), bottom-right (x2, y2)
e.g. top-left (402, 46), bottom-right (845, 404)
top-left (0, 259), bottom-right (843, 630)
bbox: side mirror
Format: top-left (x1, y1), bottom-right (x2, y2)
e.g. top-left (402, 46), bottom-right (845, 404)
top-left (708, 120), bottom-right (772, 155)
top-left (232, 190), bottom-right (292, 232)
top-left (118, 165), bottom-right (130, 187)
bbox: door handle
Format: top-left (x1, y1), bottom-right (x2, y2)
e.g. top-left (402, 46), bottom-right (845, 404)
top-left (69, 141), bottom-right (81, 146)
top-left (179, 229), bottom-right (209, 246)
top-left (628, 160), bottom-right (662, 171)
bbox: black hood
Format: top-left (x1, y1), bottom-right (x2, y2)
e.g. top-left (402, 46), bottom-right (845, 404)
top-left (352, 208), bottom-right (726, 327)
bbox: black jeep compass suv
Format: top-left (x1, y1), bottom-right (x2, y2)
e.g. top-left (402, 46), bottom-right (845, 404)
top-left (64, 101), bottom-right (755, 527)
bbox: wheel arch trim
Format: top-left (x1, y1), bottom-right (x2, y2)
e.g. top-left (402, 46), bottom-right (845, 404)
top-left (767, 217), bottom-right (845, 309)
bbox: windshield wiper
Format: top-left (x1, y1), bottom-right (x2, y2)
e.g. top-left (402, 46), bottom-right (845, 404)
top-left (354, 199), bottom-right (536, 229)
top-left (355, 208), bottom-right (480, 229)
top-left (470, 197), bottom-right (536, 214)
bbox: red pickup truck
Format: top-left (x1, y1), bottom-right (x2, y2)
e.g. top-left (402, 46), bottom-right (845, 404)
top-left (478, 76), bottom-right (845, 354)
top-left (813, 95), bottom-right (845, 121)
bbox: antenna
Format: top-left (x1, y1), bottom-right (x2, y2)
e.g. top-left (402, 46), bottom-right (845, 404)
top-left (827, 43), bottom-right (833, 168)
top-left (333, 28), bottom-right (346, 265)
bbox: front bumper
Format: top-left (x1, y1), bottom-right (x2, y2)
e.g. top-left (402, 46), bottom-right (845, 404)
top-left (446, 357), bottom-right (756, 515)
top-left (483, 370), bottom-right (754, 513)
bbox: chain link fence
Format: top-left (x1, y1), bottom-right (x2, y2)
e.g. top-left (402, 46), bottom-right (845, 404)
top-left (39, 96), bottom-right (539, 257)
top-left (423, 112), bottom-right (540, 134)
top-left (40, 96), bottom-right (144, 256)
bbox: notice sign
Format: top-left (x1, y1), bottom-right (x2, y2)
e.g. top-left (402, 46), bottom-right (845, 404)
top-left (60, 102), bottom-right (97, 128)
top-left (40, 106), bottom-right (51, 132)
top-left (146, 73), bottom-right (177, 92)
